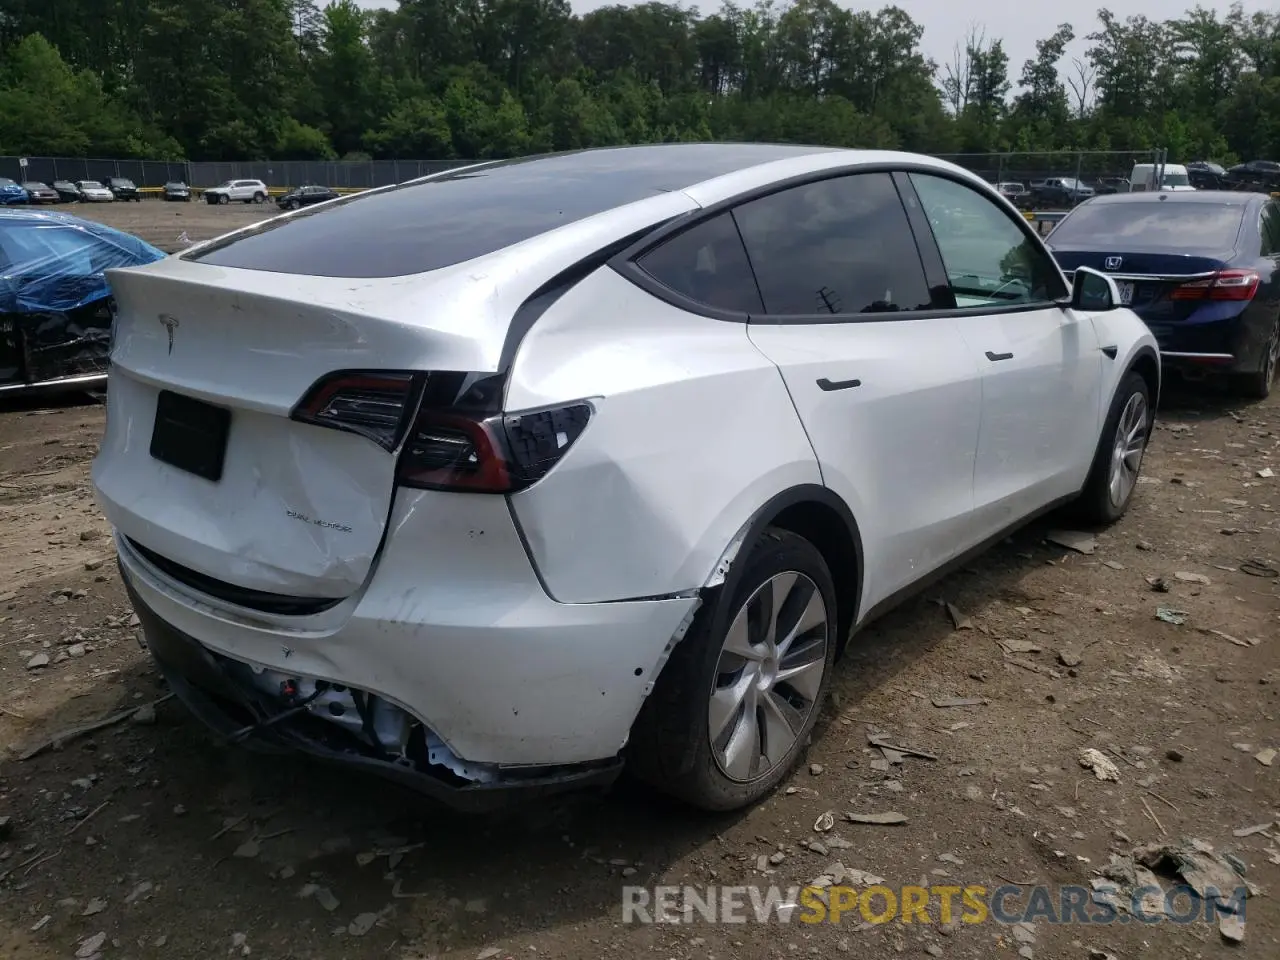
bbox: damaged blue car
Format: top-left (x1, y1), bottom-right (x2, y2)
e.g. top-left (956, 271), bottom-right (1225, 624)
top-left (0, 209), bottom-right (165, 395)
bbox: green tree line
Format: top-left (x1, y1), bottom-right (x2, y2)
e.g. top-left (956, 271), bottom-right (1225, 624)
top-left (1, 0), bottom-right (1278, 163)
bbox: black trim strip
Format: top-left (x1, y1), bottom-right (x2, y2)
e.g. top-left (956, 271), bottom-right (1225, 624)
top-left (1101, 345), bottom-right (1119, 359)
top-left (985, 351), bottom-right (1014, 362)
top-left (497, 219), bottom-right (679, 379)
top-left (125, 537), bottom-right (343, 616)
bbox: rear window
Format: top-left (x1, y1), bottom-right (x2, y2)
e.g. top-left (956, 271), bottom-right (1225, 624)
top-left (1049, 202), bottom-right (1246, 250)
top-left (190, 145), bottom-right (838, 278)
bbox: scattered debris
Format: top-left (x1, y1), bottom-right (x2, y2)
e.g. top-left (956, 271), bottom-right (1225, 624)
top-left (997, 638), bottom-right (1042, 655)
top-left (125, 881), bottom-right (153, 904)
top-left (1232, 823), bottom-right (1272, 838)
top-left (25, 653), bottom-right (48, 670)
top-left (1258, 467), bottom-right (1274, 479)
top-left (348, 912), bottom-right (379, 937)
top-left (809, 763), bottom-right (824, 776)
top-left (1255, 748), bottom-right (1275, 767)
top-left (1147, 577), bottom-right (1170, 593)
top-left (132, 703), bottom-right (157, 725)
top-left (945, 603), bottom-right (972, 630)
top-left (81, 897), bottom-right (106, 916)
top-left (1155, 608), bottom-right (1187, 625)
top-left (814, 811), bottom-right (835, 833)
top-left (29, 914), bottom-right (51, 932)
top-left (76, 932), bottom-right (106, 959)
top-left (931, 697), bottom-right (985, 708)
top-left (843, 811), bottom-right (908, 826)
top-left (866, 733), bottom-right (937, 761)
top-left (1174, 571), bottom-right (1211, 585)
top-left (1057, 647), bottom-right (1083, 668)
top-left (1046, 530), bottom-right (1097, 554)
top-left (18, 694), bottom-right (175, 761)
top-left (1078, 748), bottom-right (1121, 782)
top-left (233, 840), bottom-right (260, 859)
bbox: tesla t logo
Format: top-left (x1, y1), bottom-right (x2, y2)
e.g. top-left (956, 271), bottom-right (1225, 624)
top-left (1104, 256), bottom-right (1123, 271)
top-left (157, 314), bottom-right (179, 354)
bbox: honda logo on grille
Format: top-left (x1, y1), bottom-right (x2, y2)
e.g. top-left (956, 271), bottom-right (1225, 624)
top-left (1104, 256), bottom-right (1123, 271)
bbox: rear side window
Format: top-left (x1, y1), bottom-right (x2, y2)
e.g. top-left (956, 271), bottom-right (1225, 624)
top-left (636, 213), bottom-right (762, 313)
top-left (732, 173), bottom-right (932, 316)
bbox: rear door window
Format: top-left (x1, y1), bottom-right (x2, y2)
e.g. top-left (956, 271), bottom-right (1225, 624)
top-left (732, 172), bottom-right (933, 316)
top-left (636, 213), bottom-right (762, 313)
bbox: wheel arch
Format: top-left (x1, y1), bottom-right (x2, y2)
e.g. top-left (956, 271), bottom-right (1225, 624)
top-left (1128, 345), bottom-right (1161, 410)
top-left (704, 484), bottom-right (864, 659)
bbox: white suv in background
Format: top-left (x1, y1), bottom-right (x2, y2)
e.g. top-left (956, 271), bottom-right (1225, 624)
top-left (94, 145), bottom-right (1158, 813)
top-left (203, 179), bottom-right (268, 205)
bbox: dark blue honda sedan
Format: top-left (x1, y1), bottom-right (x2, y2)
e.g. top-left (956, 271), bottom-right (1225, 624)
top-left (1047, 191), bottom-right (1280, 399)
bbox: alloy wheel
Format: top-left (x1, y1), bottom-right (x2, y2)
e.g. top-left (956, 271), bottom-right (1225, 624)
top-left (708, 572), bottom-right (828, 783)
top-left (1108, 391), bottom-right (1149, 508)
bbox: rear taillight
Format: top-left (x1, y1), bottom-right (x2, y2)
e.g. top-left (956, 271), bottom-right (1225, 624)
top-left (397, 401), bottom-right (592, 494)
top-left (1170, 269), bottom-right (1260, 302)
top-left (291, 371), bottom-right (418, 450)
top-left (292, 369), bottom-right (591, 493)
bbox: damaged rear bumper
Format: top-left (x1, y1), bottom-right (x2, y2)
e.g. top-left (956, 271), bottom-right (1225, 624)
top-left (124, 572), bottom-right (623, 812)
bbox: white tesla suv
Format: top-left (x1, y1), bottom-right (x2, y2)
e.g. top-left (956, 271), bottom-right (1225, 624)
top-left (93, 144), bottom-right (1158, 812)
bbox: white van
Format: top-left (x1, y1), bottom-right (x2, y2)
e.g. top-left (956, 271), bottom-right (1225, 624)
top-left (1129, 163), bottom-right (1196, 192)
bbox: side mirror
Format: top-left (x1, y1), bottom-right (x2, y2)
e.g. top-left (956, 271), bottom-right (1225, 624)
top-left (1071, 266), bottom-right (1121, 311)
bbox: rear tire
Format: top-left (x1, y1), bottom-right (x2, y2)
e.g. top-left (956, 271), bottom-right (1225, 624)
top-left (253, 192), bottom-right (265, 204)
top-left (1073, 371), bottom-right (1152, 525)
top-left (628, 528), bottom-right (837, 812)
top-left (1236, 316), bottom-right (1279, 400)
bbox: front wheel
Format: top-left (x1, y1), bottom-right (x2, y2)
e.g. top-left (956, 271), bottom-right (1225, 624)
top-left (1073, 371), bottom-right (1152, 524)
top-left (628, 528), bottom-right (837, 811)
top-left (1236, 316), bottom-right (1279, 400)
top-left (217, 193), bottom-right (229, 205)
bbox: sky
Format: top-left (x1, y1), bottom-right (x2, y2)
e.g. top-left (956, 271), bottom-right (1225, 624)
top-left (354, 0), bottom-right (1273, 86)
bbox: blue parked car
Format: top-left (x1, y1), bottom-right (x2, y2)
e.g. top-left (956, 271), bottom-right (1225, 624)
top-left (0, 178), bottom-right (29, 206)
top-left (0, 208), bottom-right (166, 395)
top-left (1047, 191), bottom-right (1280, 399)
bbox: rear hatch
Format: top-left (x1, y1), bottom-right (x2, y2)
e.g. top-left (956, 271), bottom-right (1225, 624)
top-left (93, 255), bottom-right (516, 602)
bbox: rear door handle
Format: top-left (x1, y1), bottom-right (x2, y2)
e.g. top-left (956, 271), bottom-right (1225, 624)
top-left (985, 351), bottom-right (1014, 362)
top-left (816, 377), bottom-right (862, 392)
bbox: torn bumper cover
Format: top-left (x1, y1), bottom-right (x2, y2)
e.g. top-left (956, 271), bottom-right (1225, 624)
top-left (124, 576), bottom-right (624, 812)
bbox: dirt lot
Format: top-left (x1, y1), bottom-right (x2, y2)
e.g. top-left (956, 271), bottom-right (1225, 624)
top-left (61, 198), bottom-right (277, 253)
top-left (0, 204), bottom-right (1278, 959)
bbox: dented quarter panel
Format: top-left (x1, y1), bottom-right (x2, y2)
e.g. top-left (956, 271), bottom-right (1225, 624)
top-left (504, 267), bottom-right (822, 603)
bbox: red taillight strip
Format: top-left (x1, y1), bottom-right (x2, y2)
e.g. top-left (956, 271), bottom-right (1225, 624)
top-left (1170, 269), bottom-right (1260, 302)
top-left (290, 370), bottom-right (419, 450)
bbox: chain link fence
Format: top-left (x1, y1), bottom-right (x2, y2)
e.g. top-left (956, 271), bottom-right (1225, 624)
top-left (0, 156), bottom-right (473, 190)
top-left (2, 149), bottom-right (1168, 197)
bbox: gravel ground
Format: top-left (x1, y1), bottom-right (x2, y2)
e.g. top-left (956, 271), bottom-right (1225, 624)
top-left (0, 204), bottom-right (1277, 960)
top-left (56, 198), bottom-right (277, 253)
